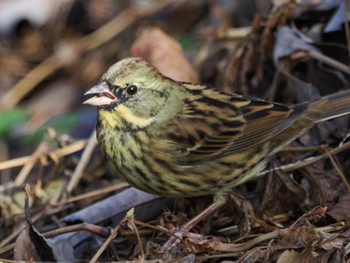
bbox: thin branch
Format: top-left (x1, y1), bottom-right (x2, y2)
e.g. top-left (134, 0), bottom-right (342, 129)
top-left (89, 209), bottom-right (134, 263)
top-left (66, 130), bottom-right (97, 193)
top-left (0, 2), bottom-right (171, 109)
top-left (0, 140), bottom-right (86, 172)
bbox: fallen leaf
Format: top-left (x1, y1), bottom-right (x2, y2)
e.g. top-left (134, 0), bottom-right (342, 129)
top-left (277, 249), bottom-right (313, 263)
top-left (131, 27), bottom-right (198, 83)
top-left (14, 186), bottom-right (56, 262)
top-left (327, 192), bottom-right (350, 221)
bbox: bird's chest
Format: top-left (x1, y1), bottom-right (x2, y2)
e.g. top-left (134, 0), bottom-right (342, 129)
top-left (97, 126), bottom-right (147, 169)
top-left (96, 125), bottom-right (172, 191)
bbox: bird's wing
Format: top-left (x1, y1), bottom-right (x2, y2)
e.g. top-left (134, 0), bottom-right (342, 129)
top-left (168, 85), bottom-right (305, 165)
top-left (224, 97), bottom-right (305, 155)
top-left (167, 86), bottom-right (246, 164)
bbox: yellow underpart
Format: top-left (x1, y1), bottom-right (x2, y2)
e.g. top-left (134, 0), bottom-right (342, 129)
top-left (99, 106), bottom-right (154, 129)
top-left (116, 105), bottom-right (155, 128)
top-left (99, 109), bottom-right (121, 128)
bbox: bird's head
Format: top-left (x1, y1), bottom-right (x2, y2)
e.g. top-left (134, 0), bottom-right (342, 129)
top-left (84, 57), bottom-right (183, 130)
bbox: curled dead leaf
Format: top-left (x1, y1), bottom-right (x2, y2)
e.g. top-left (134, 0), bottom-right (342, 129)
top-left (131, 27), bottom-right (198, 83)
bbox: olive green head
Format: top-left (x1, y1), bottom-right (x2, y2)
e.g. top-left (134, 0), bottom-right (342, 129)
top-left (84, 57), bottom-right (184, 130)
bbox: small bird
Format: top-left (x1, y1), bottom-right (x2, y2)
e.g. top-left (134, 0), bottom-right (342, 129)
top-left (84, 57), bottom-right (350, 247)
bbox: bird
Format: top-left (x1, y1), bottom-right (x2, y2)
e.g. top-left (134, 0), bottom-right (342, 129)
top-left (84, 57), bottom-right (350, 249)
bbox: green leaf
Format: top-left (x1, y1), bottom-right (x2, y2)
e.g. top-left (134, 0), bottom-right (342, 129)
top-left (0, 108), bottom-right (30, 137)
top-left (21, 112), bottom-right (78, 144)
top-left (176, 34), bottom-right (200, 51)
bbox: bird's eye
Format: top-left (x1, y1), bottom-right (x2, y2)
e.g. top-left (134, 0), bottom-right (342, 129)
top-left (126, 85), bottom-right (138, 95)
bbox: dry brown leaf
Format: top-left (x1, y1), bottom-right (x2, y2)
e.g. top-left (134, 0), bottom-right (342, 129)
top-left (14, 187), bottom-right (56, 262)
top-left (327, 192), bottom-right (350, 221)
top-left (277, 250), bottom-right (307, 263)
top-left (131, 27), bottom-right (198, 83)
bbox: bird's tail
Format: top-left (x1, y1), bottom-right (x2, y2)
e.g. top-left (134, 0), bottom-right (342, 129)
top-left (309, 89), bottom-right (350, 122)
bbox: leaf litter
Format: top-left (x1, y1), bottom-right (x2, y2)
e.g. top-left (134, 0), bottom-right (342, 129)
top-left (0, 0), bottom-right (350, 262)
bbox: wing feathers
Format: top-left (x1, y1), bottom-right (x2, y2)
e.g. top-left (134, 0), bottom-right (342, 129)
top-left (167, 84), bottom-right (305, 165)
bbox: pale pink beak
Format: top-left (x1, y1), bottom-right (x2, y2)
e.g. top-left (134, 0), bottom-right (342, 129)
top-left (83, 82), bottom-right (117, 106)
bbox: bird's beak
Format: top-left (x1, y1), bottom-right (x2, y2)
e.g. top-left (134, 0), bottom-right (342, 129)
top-left (83, 82), bottom-right (117, 106)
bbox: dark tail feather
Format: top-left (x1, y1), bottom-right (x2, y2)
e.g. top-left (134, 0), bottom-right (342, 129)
top-left (309, 89), bottom-right (350, 122)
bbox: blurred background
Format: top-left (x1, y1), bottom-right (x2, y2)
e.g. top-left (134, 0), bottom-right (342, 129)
top-left (1, 0), bottom-right (350, 262)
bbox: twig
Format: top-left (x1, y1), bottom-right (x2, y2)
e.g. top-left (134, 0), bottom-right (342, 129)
top-left (0, 1), bottom-right (171, 109)
top-left (127, 219), bottom-right (145, 259)
top-left (0, 57), bottom-right (62, 108)
top-left (14, 139), bottom-right (49, 186)
top-left (67, 130), bottom-right (97, 193)
top-left (258, 139), bottom-right (350, 177)
top-left (309, 50), bottom-right (350, 75)
top-left (322, 146), bottom-right (350, 192)
top-left (0, 140), bottom-right (86, 172)
top-left (265, 70), bottom-right (280, 101)
top-left (223, 27), bottom-right (252, 39)
top-left (89, 209), bottom-right (135, 263)
top-left (345, 239), bottom-right (350, 255)
top-left (197, 222), bottom-right (346, 260)
top-left (0, 258), bottom-right (17, 263)
top-left (134, 220), bottom-right (174, 237)
top-left (343, 0), bottom-right (350, 63)
top-left (77, 6), bottom-right (140, 52)
top-left (200, 220), bottom-right (345, 253)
